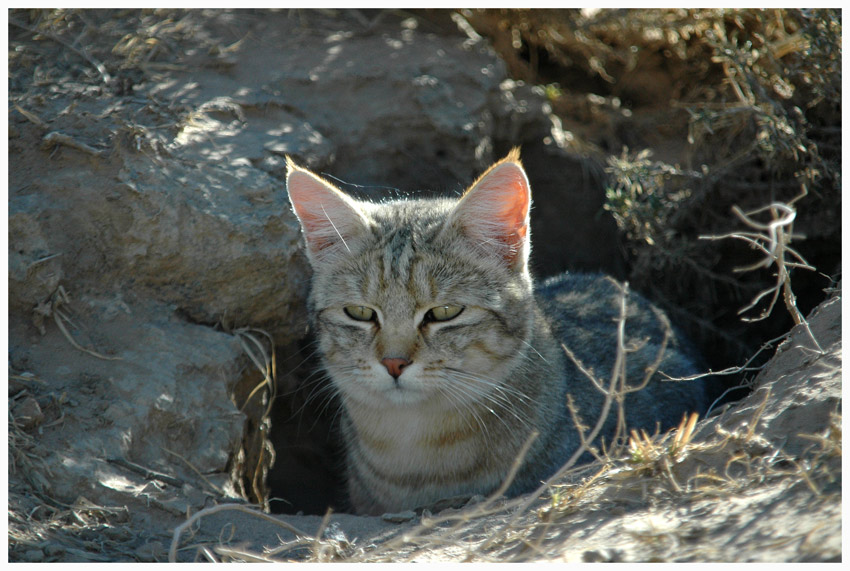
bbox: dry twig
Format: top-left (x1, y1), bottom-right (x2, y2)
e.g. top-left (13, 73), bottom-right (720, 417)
top-left (169, 503), bottom-right (311, 562)
top-left (32, 286), bottom-right (122, 361)
top-left (700, 196), bottom-right (823, 354)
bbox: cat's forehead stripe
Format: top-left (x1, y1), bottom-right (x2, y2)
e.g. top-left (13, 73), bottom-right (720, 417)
top-left (367, 214), bottom-right (435, 306)
top-left (382, 227), bottom-right (415, 286)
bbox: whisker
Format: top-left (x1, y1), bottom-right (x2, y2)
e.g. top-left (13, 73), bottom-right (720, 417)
top-left (434, 383), bottom-right (489, 438)
top-left (444, 367), bottom-right (535, 404)
top-left (437, 370), bottom-right (536, 435)
top-left (518, 337), bottom-right (548, 363)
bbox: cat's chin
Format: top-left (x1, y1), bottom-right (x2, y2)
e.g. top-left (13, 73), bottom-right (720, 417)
top-left (351, 385), bottom-right (432, 408)
top-left (337, 376), bottom-right (443, 409)
top-left (380, 388), bottom-right (431, 407)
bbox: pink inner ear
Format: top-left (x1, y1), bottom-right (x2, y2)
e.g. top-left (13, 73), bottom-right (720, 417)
top-left (456, 160), bottom-right (531, 266)
top-left (486, 164), bottom-right (530, 244)
top-left (288, 172), bottom-right (333, 231)
top-left (286, 168), bottom-right (364, 257)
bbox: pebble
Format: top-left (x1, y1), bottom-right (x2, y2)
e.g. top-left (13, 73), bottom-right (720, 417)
top-left (582, 548), bottom-right (622, 563)
top-left (44, 544), bottom-right (65, 558)
top-left (135, 541), bottom-right (165, 562)
top-left (24, 548), bottom-right (45, 562)
top-left (381, 510), bottom-right (416, 523)
top-left (13, 397), bottom-right (44, 431)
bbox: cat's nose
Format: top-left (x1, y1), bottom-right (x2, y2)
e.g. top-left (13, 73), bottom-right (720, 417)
top-left (381, 357), bottom-right (411, 379)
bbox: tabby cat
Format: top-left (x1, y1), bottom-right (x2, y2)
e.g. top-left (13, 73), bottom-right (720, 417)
top-left (285, 150), bottom-right (707, 515)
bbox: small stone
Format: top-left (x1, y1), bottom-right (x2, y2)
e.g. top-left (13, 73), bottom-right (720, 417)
top-left (381, 510), bottom-right (416, 523)
top-left (24, 548), bottom-right (45, 562)
top-left (13, 397), bottom-right (44, 430)
top-left (44, 544), bottom-right (66, 558)
top-left (610, 505), bottom-right (626, 516)
top-left (135, 541), bottom-right (165, 562)
top-left (582, 548), bottom-right (621, 563)
top-left (466, 494), bottom-right (486, 506)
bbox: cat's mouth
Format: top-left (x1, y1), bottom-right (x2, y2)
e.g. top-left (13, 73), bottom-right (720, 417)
top-left (346, 371), bottom-right (437, 407)
top-left (383, 387), bottom-right (422, 406)
top-left (381, 375), bottom-right (430, 405)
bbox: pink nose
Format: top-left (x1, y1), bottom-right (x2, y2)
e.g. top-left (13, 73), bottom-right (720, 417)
top-left (381, 357), bottom-right (411, 379)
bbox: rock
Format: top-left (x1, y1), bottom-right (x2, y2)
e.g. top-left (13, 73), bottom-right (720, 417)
top-left (582, 548), bottom-right (623, 562)
top-left (7, 210), bottom-right (63, 313)
top-left (44, 545), bottom-right (66, 558)
top-left (12, 396), bottom-right (44, 431)
top-left (23, 549), bottom-right (45, 562)
top-left (692, 287), bottom-right (841, 458)
top-left (8, 296), bottom-right (247, 507)
top-left (135, 541), bottom-right (165, 562)
top-left (381, 510), bottom-right (417, 524)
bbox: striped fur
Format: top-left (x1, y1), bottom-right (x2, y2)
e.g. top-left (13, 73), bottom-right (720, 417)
top-left (286, 151), bottom-right (707, 515)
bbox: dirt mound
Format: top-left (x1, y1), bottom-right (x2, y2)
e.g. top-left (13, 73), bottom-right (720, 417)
top-left (7, 9), bottom-right (841, 562)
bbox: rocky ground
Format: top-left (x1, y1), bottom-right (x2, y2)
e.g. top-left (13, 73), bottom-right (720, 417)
top-left (6, 9), bottom-right (841, 562)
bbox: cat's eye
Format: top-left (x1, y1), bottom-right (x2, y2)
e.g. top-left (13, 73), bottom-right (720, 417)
top-left (425, 305), bottom-right (464, 323)
top-left (344, 305), bottom-right (376, 322)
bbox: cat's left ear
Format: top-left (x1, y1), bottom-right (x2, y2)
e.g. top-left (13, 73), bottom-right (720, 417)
top-left (450, 149), bottom-right (531, 269)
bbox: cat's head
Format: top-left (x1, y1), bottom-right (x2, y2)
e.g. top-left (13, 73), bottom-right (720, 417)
top-left (286, 151), bottom-right (536, 410)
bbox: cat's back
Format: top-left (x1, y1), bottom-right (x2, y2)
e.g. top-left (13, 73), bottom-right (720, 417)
top-left (534, 271), bottom-right (708, 432)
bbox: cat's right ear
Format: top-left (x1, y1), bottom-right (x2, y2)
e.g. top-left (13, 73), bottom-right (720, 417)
top-left (286, 158), bottom-right (369, 262)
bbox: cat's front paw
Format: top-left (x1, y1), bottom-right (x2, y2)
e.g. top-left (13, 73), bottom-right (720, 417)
top-left (413, 493), bottom-right (488, 515)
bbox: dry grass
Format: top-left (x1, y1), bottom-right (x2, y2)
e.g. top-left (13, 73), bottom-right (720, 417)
top-left (7, 494), bottom-right (138, 562)
top-left (700, 195), bottom-right (823, 353)
top-left (230, 327), bottom-right (279, 510)
top-left (176, 379), bottom-right (839, 562)
top-left (170, 397), bottom-right (840, 562)
top-left (7, 371), bottom-right (141, 562)
top-left (31, 285), bottom-right (122, 361)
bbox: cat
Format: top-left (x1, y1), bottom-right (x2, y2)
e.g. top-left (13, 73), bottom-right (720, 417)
top-left (285, 149), bottom-right (708, 516)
